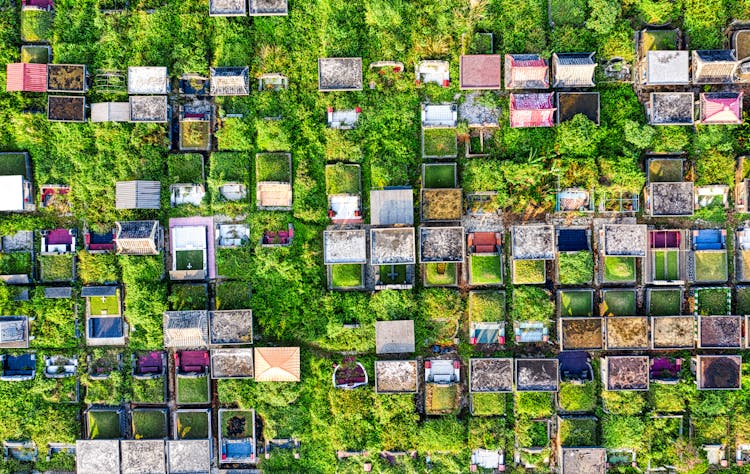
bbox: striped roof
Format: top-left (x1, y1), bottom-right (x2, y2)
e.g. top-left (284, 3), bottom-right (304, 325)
top-left (254, 347), bottom-right (300, 382)
top-left (505, 54), bottom-right (549, 89)
top-left (700, 92), bottom-right (742, 124)
top-left (509, 93), bottom-right (556, 128)
top-left (6, 63), bottom-right (47, 92)
top-left (115, 181), bottom-right (161, 209)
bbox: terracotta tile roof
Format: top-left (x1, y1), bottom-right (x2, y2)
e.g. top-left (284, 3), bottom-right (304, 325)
top-left (6, 63), bottom-right (47, 92)
top-left (254, 347), bottom-right (300, 382)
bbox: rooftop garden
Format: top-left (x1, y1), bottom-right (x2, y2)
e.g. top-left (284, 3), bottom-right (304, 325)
top-left (38, 254), bottom-right (74, 283)
top-left (423, 128), bottom-right (458, 158)
top-left (694, 287), bottom-right (731, 315)
top-left (256, 152), bottom-right (291, 182)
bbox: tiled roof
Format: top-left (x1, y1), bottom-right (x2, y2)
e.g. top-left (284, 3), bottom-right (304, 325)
top-left (700, 92), bottom-right (742, 124)
top-left (6, 63), bottom-right (47, 92)
top-left (509, 93), bottom-right (555, 128)
top-left (254, 347), bottom-right (300, 381)
top-left (552, 53), bottom-right (596, 88)
top-left (459, 55), bottom-right (502, 89)
top-left (505, 54), bottom-right (549, 89)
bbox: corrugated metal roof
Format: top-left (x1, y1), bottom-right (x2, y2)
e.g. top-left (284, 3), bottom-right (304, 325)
top-left (552, 53), bottom-right (596, 88)
top-left (6, 63), bottom-right (47, 92)
top-left (116, 181), bottom-right (161, 209)
top-left (81, 285), bottom-right (118, 297)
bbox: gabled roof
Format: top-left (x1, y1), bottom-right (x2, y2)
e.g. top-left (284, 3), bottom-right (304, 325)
top-left (645, 50), bottom-right (689, 85)
top-left (210, 67), bottom-right (250, 95)
top-left (509, 93), bottom-right (555, 128)
top-left (115, 221), bottom-right (159, 256)
top-left (505, 54), bottom-right (549, 89)
top-left (6, 63), bottom-right (47, 92)
top-left (127, 66), bottom-right (168, 94)
top-left (90, 102), bottom-right (130, 122)
top-left (254, 347), bottom-right (301, 382)
top-left (323, 229), bottom-right (367, 264)
top-left (75, 440), bottom-right (120, 474)
top-left (459, 55), bottom-right (502, 89)
top-left (692, 50), bottom-right (738, 84)
top-left (116, 181), bottom-right (161, 209)
top-left (375, 320), bottom-right (415, 354)
top-left (163, 310), bottom-right (209, 348)
top-left (700, 92), bottom-right (742, 124)
top-left (648, 92), bottom-right (694, 125)
top-left (552, 53), bottom-right (596, 88)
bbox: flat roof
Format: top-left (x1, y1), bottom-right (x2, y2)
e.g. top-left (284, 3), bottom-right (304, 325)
top-left (470, 358), bottom-right (513, 392)
top-left (375, 360), bottom-right (418, 392)
top-left (47, 95), bottom-right (85, 122)
top-left (0, 175), bottom-right (25, 211)
top-left (129, 95), bottom-right (168, 122)
top-left (649, 92), bottom-right (694, 125)
top-left (209, 309), bottom-right (253, 345)
top-left (323, 229), bottom-right (367, 264)
top-left (75, 440), bottom-right (120, 474)
top-left (561, 448), bottom-right (606, 474)
top-left (419, 226), bottom-right (465, 263)
top-left (163, 310), bottom-right (209, 348)
top-left (167, 440), bottom-right (212, 473)
top-left (120, 440), bottom-right (165, 474)
top-left (557, 92), bottom-right (600, 124)
top-left (605, 356), bottom-right (649, 390)
top-left (512, 225), bottom-right (555, 259)
top-left (128, 66), bottom-right (168, 94)
top-left (460, 55), bottom-right (502, 89)
top-left (650, 182), bottom-right (694, 216)
top-left (603, 224), bottom-right (647, 256)
top-left (646, 50), bottom-right (689, 85)
top-left (370, 227), bottom-right (416, 265)
top-left (375, 320), bottom-right (415, 354)
top-left (515, 358), bottom-right (559, 391)
top-left (318, 58), bottom-right (363, 91)
top-left (209, 0), bottom-right (246, 15)
top-left (370, 188), bottom-right (414, 225)
top-left (211, 348), bottom-right (254, 378)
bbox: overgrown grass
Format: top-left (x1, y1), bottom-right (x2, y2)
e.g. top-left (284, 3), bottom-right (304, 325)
top-left (168, 153), bottom-right (204, 184)
top-left (558, 417), bottom-right (598, 446)
top-left (215, 281), bottom-right (251, 309)
top-left (558, 382), bottom-right (597, 412)
top-left (256, 152), bottom-right (291, 182)
top-left (603, 256), bottom-right (635, 282)
top-left (469, 291), bottom-right (505, 320)
top-left (423, 128), bottom-right (457, 157)
top-left (695, 288), bottom-right (730, 315)
top-left (20, 10), bottom-right (52, 43)
top-left (87, 411), bottom-right (120, 439)
top-left (425, 263), bottom-right (456, 286)
top-left (0, 252), bottom-right (32, 275)
top-left (38, 254), bottom-right (74, 282)
top-left (559, 290), bottom-right (593, 316)
top-left (177, 376), bottom-right (209, 404)
top-left (694, 251), bottom-right (727, 282)
top-left (331, 264), bottom-right (363, 288)
top-left (77, 252), bottom-right (119, 285)
top-left (423, 164), bottom-right (456, 188)
top-left (649, 289), bottom-right (682, 315)
top-left (176, 411), bottom-right (210, 439)
top-left (512, 259), bottom-right (545, 284)
top-left (325, 163), bottom-right (360, 195)
top-left (471, 392), bottom-right (507, 416)
top-left (558, 251), bottom-right (593, 285)
top-left (132, 377), bottom-right (165, 403)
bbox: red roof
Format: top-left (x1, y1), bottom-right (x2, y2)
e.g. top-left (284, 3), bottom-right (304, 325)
top-left (460, 55), bottom-right (502, 89)
top-left (700, 92), bottom-right (742, 124)
top-left (6, 63), bottom-right (47, 92)
top-left (510, 93), bottom-right (556, 128)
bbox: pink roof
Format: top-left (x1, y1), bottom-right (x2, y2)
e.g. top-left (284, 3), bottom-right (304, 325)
top-left (510, 93), bottom-right (556, 128)
top-left (23, 0), bottom-right (54, 8)
top-left (6, 63), bottom-right (47, 92)
top-left (505, 55), bottom-right (549, 89)
top-left (701, 93), bottom-right (742, 124)
top-left (460, 55), bottom-right (502, 89)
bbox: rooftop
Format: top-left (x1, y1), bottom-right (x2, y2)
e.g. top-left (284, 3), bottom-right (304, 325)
top-left (116, 181), bottom-right (161, 210)
top-left (120, 439), bottom-right (165, 474)
top-left (370, 188), bottom-right (414, 225)
top-left (560, 448), bottom-right (606, 474)
top-left (649, 92), bottom-right (694, 125)
top-left (557, 92), bottom-right (600, 124)
top-left (249, 0), bottom-right (288, 15)
top-left (75, 440), bottom-right (119, 474)
top-left (602, 224), bottom-right (647, 256)
top-left (90, 102), bottom-right (130, 123)
top-left (606, 356), bottom-right (649, 390)
top-left (375, 360), bottom-right (418, 392)
top-left (650, 182), bottom-right (694, 216)
top-left (421, 188), bottom-right (462, 221)
top-left (323, 229), bottom-right (367, 265)
top-left (210, 67), bottom-right (250, 96)
top-left (515, 358), bottom-right (559, 391)
top-left (700, 92), bottom-right (742, 124)
top-left (698, 355), bottom-right (741, 390)
top-left (509, 93), bottom-right (555, 128)
top-left (375, 320), bottom-right (415, 354)
top-left (0, 316), bottom-right (29, 348)
top-left (470, 358), bottom-right (512, 392)
top-left (47, 95), bottom-right (85, 122)
top-left (163, 310), bottom-right (209, 348)
top-left (6, 63), bottom-right (47, 92)
top-left (370, 227), bottom-right (416, 265)
top-left (646, 51), bottom-right (689, 85)
top-left (128, 66), bottom-right (168, 94)
top-left (505, 54), bottom-right (549, 89)
top-left (47, 64), bottom-right (86, 93)
top-left (210, 348), bottom-right (254, 378)
top-left (129, 95), bottom-right (168, 122)
top-left (552, 52), bottom-right (596, 88)
top-left (209, 0), bottom-right (245, 15)
top-left (419, 226), bottom-right (465, 263)
top-left (256, 182), bottom-right (292, 208)
top-left (209, 309), bottom-right (253, 345)
top-left (318, 58), bottom-right (363, 91)
top-left (459, 55), bottom-right (502, 89)
top-left (167, 440), bottom-right (212, 473)
top-left (693, 50), bottom-right (738, 84)
top-left (254, 346), bottom-right (300, 382)
top-left (512, 225), bottom-right (555, 260)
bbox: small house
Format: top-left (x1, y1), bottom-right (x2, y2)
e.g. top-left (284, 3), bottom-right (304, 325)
top-left (370, 188), bottom-right (414, 225)
top-left (0, 316), bottom-right (30, 349)
top-left (47, 96), bottom-right (85, 122)
top-left (415, 60), bottom-right (450, 86)
top-left (178, 101), bottom-right (212, 151)
top-left (326, 107), bottom-right (360, 129)
top-left (216, 222), bottom-right (249, 248)
top-left (218, 409), bottom-right (256, 464)
top-left (515, 358), bottom-right (559, 391)
top-left (127, 66), bottom-right (169, 94)
top-left (323, 229), bottom-right (367, 290)
top-left (551, 52), bottom-right (596, 88)
top-left (167, 440), bottom-right (212, 473)
top-left (259, 73), bottom-right (288, 91)
top-left (641, 50), bottom-right (689, 85)
top-left (83, 286), bottom-right (124, 346)
top-left (254, 346), bottom-right (300, 382)
top-left (459, 54), bottom-right (501, 90)
top-left (469, 358), bottom-right (512, 393)
top-left (169, 217), bottom-right (215, 280)
top-left (421, 103), bottom-right (457, 128)
top-left (121, 440), bottom-right (166, 473)
top-left (210, 348), bottom-right (254, 378)
top-left (557, 92), bottom-right (600, 125)
top-left (374, 360), bottom-right (418, 393)
top-left (375, 320), bottom-right (415, 354)
top-left (90, 102), bottom-right (130, 123)
top-left (75, 440), bottom-right (119, 474)
top-left (249, 0), bottom-right (288, 15)
top-left (699, 92), bottom-right (742, 125)
top-left (603, 356), bottom-right (649, 391)
top-left (509, 93), bottom-right (555, 128)
top-left (5, 63), bottom-right (47, 92)
top-left (115, 181), bottom-right (161, 209)
top-left (0, 152), bottom-right (34, 212)
top-left (40, 228), bottom-right (75, 254)
top-left (209, 0), bottom-right (245, 15)
top-left (504, 54), bottom-right (549, 89)
top-left (210, 67), bottom-right (250, 96)
top-left (424, 359), bottom-right (461, 414)
top-left (696, 355), bottom-right (741, 390)
top-left (560, 448), bottom-right (606, 474)
top-left (0, 353), bottom-right (35, 381)
top-left (46, 64), bottom-right (87, 93)
top-left (604, 317), bottom-right (649, 350)
top-left (318, 58), bottom-right (363, 91)
top-left (114, 220), bottom-right (161, 255)
top-left (171, 183), bottom-right (206, 207)
top-left (648, 92), bottom-right (694, 125)
top-left (84, 227), bottom-right (115, 253)
top-left (209, 310), bottom-right (253, 345)
top-left (692, 50), bottom-right (738, 84)
top-left (164, 311), bottom-right (209, 348)
top-left (133, 351), bottom-right (165, 378)
top-left (129, 95), bottom-right (168, 122)
top-left (326, 163), bottom-right (362, 223)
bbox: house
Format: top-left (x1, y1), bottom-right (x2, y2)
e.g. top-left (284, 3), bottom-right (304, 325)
top-left (84, 227), bottom-right (115, 253)
top-left (129, 95), bottom-right (168, 122)
top-left (259, 73), bottom-right (288, 91)
top-left (209, 0), bottom-right (245, 15)
top-left (515, 358), bottom-right (559, 391)
top-left (209, 310), bottom-right (253, 345)
top-left (40, 228), bottom-right (75, 254)
top-left (419, 226), bottom-right (465, 265)
top-left (318, 58), bottom-right (363, 91)
top-left (127, 66), bottom-right (169, 94)
top-left (370, 227), bottom-right (416, 288)
top-left (323, 229), bottom-right (367, 290)
top-left (374, 360), bottom-right (418, 393)
top-left (557, 92), bottom-right (600, 125)
top-left (75, 440), bottom-right (120, 474)
top-left (641, 51), bottom-right (690, 85)
top-left (0, 152), bottom-right (34, 212)
top-left (375, 320), bottom-right (415, 354)
top-left (133, 351), bottom-right (165, 378)
top-left (5, 63), bottom-right (47, 92)
top-left (210, 67), bottom-right (250, 96)
top-left (469, 358), bottom-right (512, 393)
top-left (648, 92), bottom-right (695, 126)
top-left (218, 409), bottom-right (256, 464)
top-left (415, 60), bottom-right (450, 86)
top-left (249, 0), bottom-right (288, 15)
top-left (163, 311), bottom-right (209, 348)
top-left (115, 220), bottom-right (161, 255)
top-left (256, 153), bottom-right (292, 210)
top-left (169, 217), bottom-right (215, 280)
top-left (0, 353), bottom-right (35, 381)
top-left (254, 347), bottom-right (300, 382)
top-left (327, 107), bottom-right (360, 129)
top-left (83, 286), bottom-right (124, 346)
top-left (421, 103), bottom-right (457, 128)
top-left (115, 181), bottom-right (161, 209)
top-left (47, 96), bottom-right (86, 122)
top-left (459, 54), bottom-right (501, 89)
top-left (509, 93), bottom-right (556, 128)
top-left (46, 64), bottom-right (87, 93)
top-left (560, 448), bottom-right (606, 474)
top-left (121, 440), bottom-right (166, 474)
top-left (696, 355), bottom-right (741, 390)
top-left (551, 52), bottom-right (596, 88)
top-left (504, 54), bottom-right (549, 89)
top-left (91, 102), bottom-right (130, 123)
top-left (693, 50), bottom-right (738, 84)
top-left (603, 356), bottom-right (649, 391)
top-left (210, 348), bottom-right (254, 378)
top-left (699, 92), bottom-right (742, 125)
top-left (167, 440), bottom-right (212, 473)
top-left (0, 316), bottom-right (30, 348)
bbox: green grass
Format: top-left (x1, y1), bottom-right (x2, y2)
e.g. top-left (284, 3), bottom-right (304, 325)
top-left (558, 418), bottom-right (598, 447)
top-left (221, 410), bottom-right (254, 438)
top-left (426, 384), bottom-right (459, 414)
top-left (38, 255), bottom-right (74, 282)
top-left (176, 411), bottom-right (210, 439)
top-left (168, 153), bottom-right (204, 184)
top-left (256, 119), bottom-right (291, 151)
top-left (641, 29), bottom-right (679, 51)
top-left (20, 45), bottom-right (50, 64)
top-left (215, 281), bottom-right (251, 310)
top-left (0, 252), bottom-right (32, 275)
top-left (20, 9), bottom-right (52, 43)
top-left (77, 252), bottom-right (120, 285)
top-left (169, 284), bottom-right (208, 311)
top-left (87, 411), bottom-right (120, 439)
top-left (601, 290), bottom-right (636, 316)
top-left (0, 153), bottom-right (28, 176)
top-left (325, 164), bottom-right (360, 195)
top-left (380, 264), bottom-right (407, 284)
top-left (88, 294), bottom-right (120, 316)
top-left (208, 152), bottom-right (250, 203)
top-left (601, 390), bottom-right (647, 416)
top-left (132, 377), bottom-right (165, 403)
top-left (425, 263), bottom-right (456, 285)
top-left (180, 121), bottom-right (210, 150)
top-left (653, 250), bottom-right (679, 280)
top-left (513, 259), bottom-right (546, 284)
top-left (132, 410), bottom-right (167, 439)
top-left (423, 128), bottom-right (458, 157)
top-left (736, 287), bottom-right (750, 315)
top-left (423, 164), bottom-right (456, 188)
top-left (603, 256), bottom-right (635, 282)
top-left (177, 376), bottom-right (209, 404)
top-left (558, 382), bottom-right (597, 412)
top-left (175, 250), bottom-right (205, 271)
top-left (469, 291), bottom-right (506, 321)
top-left (648, 159), bottom-right (683, 182)
top-left (648, 384), bottom-right (685, 413)
top-left (517, 419), bottom-right (550, 447)
top-left (471, 392), bottom-right (507, 416)
top-left (516, 392), bottom-right (554, 418)
top-left (331, 264), bottom-right (363, 288)
top-left (256, 153), bottom-right (291, 182)
top-left (696, 288), bottom-right (730, 315)
top-left (694, 251), bottom-right (728, 282)
top-left (558, 251), bottom-right (593, 285)
top-left (649, 290), bottom-right (682, 316)
top-left (470, 255), bottom-right (503, 285)
top-left (560, 290), bottom-right (593, 316)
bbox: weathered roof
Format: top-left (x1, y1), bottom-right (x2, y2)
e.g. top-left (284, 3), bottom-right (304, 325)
top-left (254, 346), bottom-right (301, 382)
top-left (116, 181), bottom-right (161, 210)
top-left (323, 229), bottom-right (367, 264)
top-left (602, 224), bottom-right (647, 256)
top-left (375, 360), bottom-right (418, 393)
top-left (605, 355), bottom-right (649, 390)
top-left (90, 102), bottom-right (130, 123)
top-left (370, 227), bottom-right (416, 265)
top-left (210, 67), bottom-right (250, 95)
top-left (509, 93), bottom-right (555, 128)
top-left (81, 285), bottom-right (118, 297)
top-left (459, 55), bottom-right (502, 89)
top-left (44, 286), bottom-right (72, 299)
top-left (167, 440), bottom-right (212, 474)
top-left (47, 95), bottom-right (86, 122)
top-left (505, 54), bottom-right (549, 89)
top-left (693, 50), bottom-right (738, 84)
top-left (419, 226), bottom-right (465, 263)
top-left (163, 310), bottom-right (209, 348)
top-left (370, 188), bottom-right (414, 225)
top-left (75, 440), bottom-right (120, 474)
top-left (256, 182), bottom-right (292, 208)
top-left (116, 220), bottom-right (159, 239)
top-left (209, 309), bottom-right (253, 345)
top-left (557, 92), bottom-right (600, 124)
top-left (0, 175), bottom-right (27, 212)
top-left (470, 358), bottom-right (513, 393)
top-left (210, 348), bottom-right (254, 378)
top-left (127, 66), bottom-right (169, 94)
top-left (318, 58), bottom-right (363, 91)
top-left (515, 358), bottom-right (559, 391)
top-left (649, 92), bottom-right (694, 125)
top-left (209, 0), bottom-right (246, 15)
top-left (561, 448), bottom-right (606, 474)
top-left (552, 52), bottom-right (596, 88)
top-left (120, 440), bottom-right (166, 474)
top-left (458, 92), bottom-right (500, 126)
top-left (47, 64), bottom-right (86, 93)
top-left (0, 316), bottom-right (29, 347)
top-left (6, 63), bottom-right (47, 92)
top-left (249, 0), bottom-right (288, 15)
top-left (700, 92), bottom-right (742, 124)
top-left (129, 95), bottom-right (168, 122)
top-left (512, 224), bottom-right (555, 260)
top-left (646, 51), bottom-right (689, 85)
top-left (375, 320), bottom-right (415, 354)
top-left (650, 182), bottom-right (694, 216)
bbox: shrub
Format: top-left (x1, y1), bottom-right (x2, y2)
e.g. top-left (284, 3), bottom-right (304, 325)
top-left (512, 286), bottom-right (553, 322)
top-left (558, 251), bottom-right (594, 285)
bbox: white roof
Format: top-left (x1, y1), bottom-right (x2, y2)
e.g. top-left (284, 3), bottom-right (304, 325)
top-left (0, 175), bottom-right (24, 211)
top-left (172, 226), bottom-right (206, 250)
top-left (647, 51), bottom-right (690, 85)
top-left (128, 66), bottom-right (168, 94)
top-left (90, 102), bottom-right (130, 122)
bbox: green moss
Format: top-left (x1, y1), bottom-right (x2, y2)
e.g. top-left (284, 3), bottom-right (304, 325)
top-left (331, 264), bottom-right (363, 288)
top-left (256, 153), bottom-right (291, 182)
top-left (177, 376), bottom-right (209, 404)
top-left (558, 382), bottom-right (597, 412)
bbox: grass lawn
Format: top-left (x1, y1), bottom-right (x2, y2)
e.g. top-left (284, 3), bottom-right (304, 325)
top-left (601, 290), bottom-right (636, 316)
top-left (653, 250), bottom-right (679, 280)
top-left (694, 251), bottom-right (728, 282)
top-left (423, 164), bottom-right (456, 188)
top-left (177, 376), bottom-right (209, 404)
top-left (558, 418), bottom-right (598, 446)
top-left (560, 290), bottom-right (593, 316)
top-left (176, 411), bottom-right (210, 439)
top-left (558, 251), bottom-right (593, 285)
top-left (426, 384), bottom-right (459, 414)
top-left (175, 250), bottom-right (205, 271)
top-left (20, 9), bottom-right (52, 43)
top-left (425, 263), bottom-right (456, 286)
top-left (649, 289), bottom-right (682, 315)
top-left (696, 288), bottom-right (730, 315)
top-left (472, 392), bottom-right (507, 416)
top-left (0, 252), bottom-right (32, 275)
top-left (132, 377), bottom-right (165, 403)
top-left (513, 259), bottom-right (545, 284)
top-left (89, 294), bottom-right (120, 316)
top-left (648, 159), bottom-right (683, 182)
top-left (736, 287), bottom-right (750, 315)
top-left (169, 284), bottom-right (208, 311)
top-left (603, 256), bottom-right (635, 282)
top-left (469, 291), bottom-right (506, 321)
top-left (558, 382), bottom-right (597, 412)
top-left (256, 119), bottom-right (291, 151)
top-left (132, 410), bottom-right (167, 439)
top-left (331, 264), bottom-right (363, 288)
top-left (215, 281), bottom-right (251, 310)
top-left (380, 264), bottom-right (407, 284)
top-left (641, 29), bottom-right (679, 51)
top-left (168, 153), bottom-right (204, 184)
top-left (470, 255), bottom-right (502, 285)
top-left (221, 410), bottom-right (254, 438)
top-left (325, 164), bottom-right (360, 195)
top-left (38, 254), bottom-right (74, 282)
top-left (423, 128), bottom-right (458, 157)
top-left (256, 153), bottom-right (291, 182)
top-left (549, 0), bottom-right (588, 25)
top-left (0, 152), bottom-right (28, 175)
top-left (87, 411), bottom-right (120, 439)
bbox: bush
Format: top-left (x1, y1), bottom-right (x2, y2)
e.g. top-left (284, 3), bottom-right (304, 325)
top-left (77, 251), bottom-right (120, 285)
top-left (558, 381), bottom-right (597, 412)
top-left (516, 392), bottom-right (554, 418)
top-left (512, 286), bottom-right (553, 322)
top-left (558, 251), bottom-right (594, 285)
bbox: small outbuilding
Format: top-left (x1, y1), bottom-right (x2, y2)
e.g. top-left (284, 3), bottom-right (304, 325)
top-left (692, 50), bottom-right (738, 84)
top-left (697, 355), bottom-right (741, 390)
top-left (552, 52), bottom-right (596, 88)
top-left (375, 320), bottom-right (415, 354)
top-left (163, 310), bottom-right (209, 348)
top-left (370, 227), bottom-right (416, 265)
top-left (209, 309), bottom-right (253, 345)
top-left (509, 93), bottom-right (555, 128)
top-left (254, 346), bottom-right (301, 382)
top-left (76, 440), bottom-right (120, 474)
top-left (648, 92), bottom-right (694, 126)
top-left (515, 358), bottom-right (559, 392)
top-left (374, 360), bottom-right (418, 393)
top-left (318, 58), bottom-right (363, 91)
top-left (415, 60), bottom-right (450, 86)
top-left (47, 96), bottom-right (85, 122)
top-left (249, 0), bottom-right (288, 15)
top-left (323, 229), bottom-right (367, 265)
top-left (459, 54), bottom-right (501, 90)
top-left (128, 66), bottom-right (169, 94)
top-left (0, 316), bottom-right (30, 348)
top-left (0, 151), bottom-right (34, 212)
top-left (470, 358), bottom-right (512, 393)
top-left (370, 188), bottom-right (414, 226)
top-left (560, 447), bottom-right (606, 474)
top-left (649, 182), bottom-right (695, 217)
top-left (167, 440), bottom-right (212, 474)
top-left (505, 54), bottom-right (549, 89)
top-left (129, 96), bottom-right (168, 123)
top-left (210, 348), bottom-right (254, 378)
top-left (6, 63), bottom-right (47, 92)
top-left (209, 0), bottom-right (245, 15)
top-left (601, 224), bottom-right (648, 257)
top-left (120, 439), bottom-right (166, 474)
top-left (115, 181), bottom-right (161, 209)
top-left (642, 51), bottom-right (689, 85)
top-left (512, 224), bottom-right (555, 260)
top-left (90, 102), bottom-right (130, 123)
top-left (699, 92), bottom-right (743, 125)
top-left (115, 220), bottom-right (161, 255)
top-left (419, 226), bottom-right (465, 263)
top-left (210, 67), bottom-right (250, 96)
top-left (47, 64), bottom-right (87, 93)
